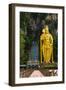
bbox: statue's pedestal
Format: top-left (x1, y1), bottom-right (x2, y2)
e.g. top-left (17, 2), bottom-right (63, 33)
top-left (40, 63), bottom-right (58, 69)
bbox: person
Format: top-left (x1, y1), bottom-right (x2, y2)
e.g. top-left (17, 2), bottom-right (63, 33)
top-left (40, 25), bottom-right (54, 64)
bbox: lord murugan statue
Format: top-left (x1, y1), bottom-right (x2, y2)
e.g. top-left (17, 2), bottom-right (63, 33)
top-left (40, 25), bottom-right (54, 64)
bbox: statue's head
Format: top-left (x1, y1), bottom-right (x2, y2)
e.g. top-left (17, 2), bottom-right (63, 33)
top-left (45, 25), bottom-right (49, 34)
top-left (42, 29), bottom-right (45, 34)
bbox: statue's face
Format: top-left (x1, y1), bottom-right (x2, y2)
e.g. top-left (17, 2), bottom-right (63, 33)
top-left (42, 29), bottom-right (45, 33)
top-left (45, 26), bottom-right (49, 34)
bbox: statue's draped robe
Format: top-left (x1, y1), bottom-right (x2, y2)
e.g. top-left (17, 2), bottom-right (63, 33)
top-left (40, 30), bottom-right (53, 64)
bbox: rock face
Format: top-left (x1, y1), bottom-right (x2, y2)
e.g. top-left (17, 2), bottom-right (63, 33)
top-left (30, 70), bottom-right (44, 77)
top-left (29, 41), bottom-right (39, 61)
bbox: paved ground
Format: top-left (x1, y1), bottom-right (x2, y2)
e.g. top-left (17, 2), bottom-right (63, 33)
top-left (20, 68), bottom-right (57, 78)
top-left (30, 70), bottom-right (44, 77)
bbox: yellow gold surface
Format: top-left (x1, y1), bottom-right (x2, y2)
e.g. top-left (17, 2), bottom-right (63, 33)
top-left (40, 25), bottom-right (54, 64)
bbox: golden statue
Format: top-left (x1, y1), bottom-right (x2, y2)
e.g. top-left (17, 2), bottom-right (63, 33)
top-left (40, 25), bottom-right (54, 64)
